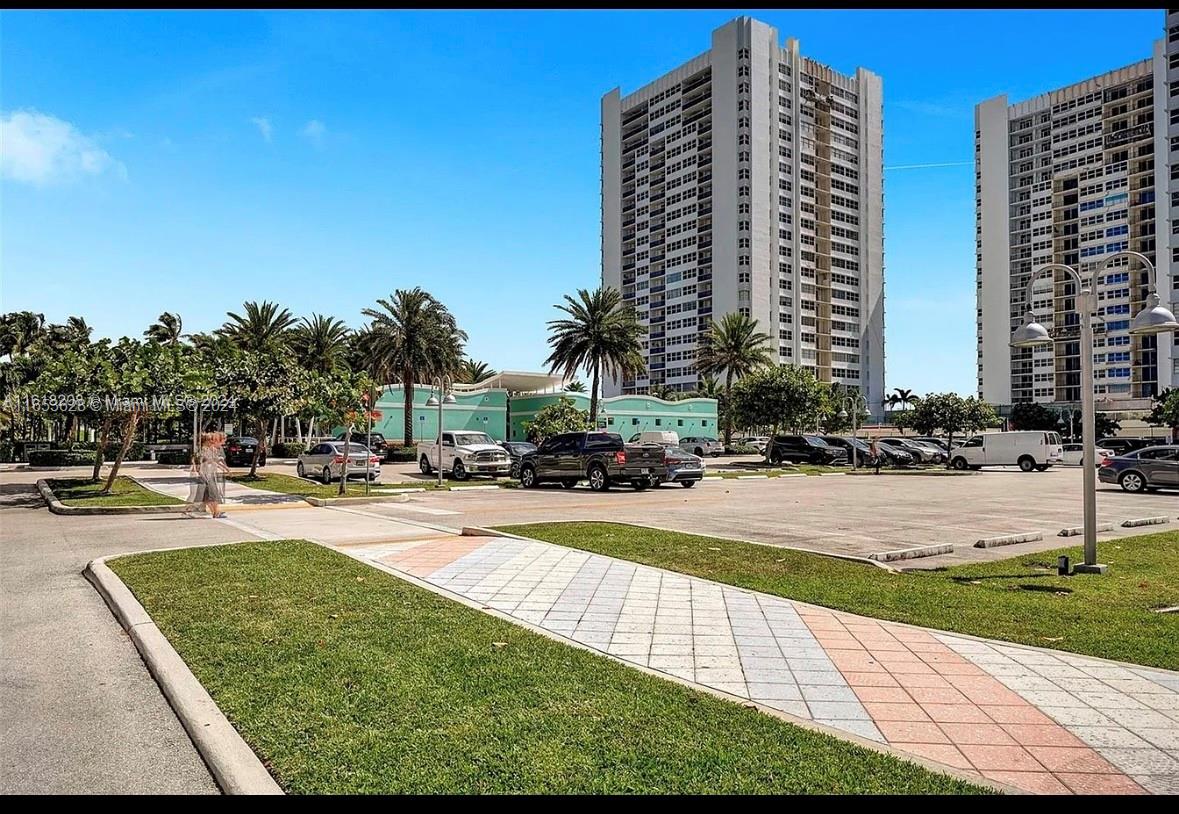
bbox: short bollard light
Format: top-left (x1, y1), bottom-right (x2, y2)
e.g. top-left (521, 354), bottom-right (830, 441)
top-left (1057, 555), bottom-right (1070, 577)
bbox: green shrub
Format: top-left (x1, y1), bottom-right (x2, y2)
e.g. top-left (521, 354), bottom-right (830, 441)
top-left (0, 440), bottom-right (14, 463)
top-left (28, 449), bottom-right (96, 466)
top-left (272, 442), bottom-right (307, 458)
top-left (155, 450), bottom-right (192, 465)
top-left (727, 445), bottom-right (759, 455)
top-left (386, 445), bottom-right (418, 462)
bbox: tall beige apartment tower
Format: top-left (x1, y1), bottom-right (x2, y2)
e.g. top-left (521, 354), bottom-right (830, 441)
top-left (600, 16), bottom-right (886, 417)
top-left (976, 13), bottom-right (1178, 410)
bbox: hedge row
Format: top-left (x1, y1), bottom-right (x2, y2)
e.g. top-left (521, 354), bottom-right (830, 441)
top-left (28, 450), bottom-right (97, 466)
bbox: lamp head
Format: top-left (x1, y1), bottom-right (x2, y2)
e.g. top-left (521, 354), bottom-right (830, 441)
top-left (1129, 292), bottom-right (1179, 336)
top-left (1010, 313), bottom-right (1053, 348)
top-left (425, 395), bottom-right (439, 407)
top-left (837, 409), bottom-right (848, 420)
top-left (443, 393), bottom-right (457, 404)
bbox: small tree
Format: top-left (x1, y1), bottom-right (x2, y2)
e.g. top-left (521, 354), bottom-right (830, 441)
top-left (525, 397), bottom-right (592, 444)
top-left (728, 366), bottom-right (828, 462)
top-left (1010, 402), bottom-right (1058, 432)
top-left (820, 384), bottom-right (869, 434)
top-left (964, 397), bottom-right (999, 436)
top-left (891, 410), bottom-right (914, 435)
top-left (911, 393), bottom-right (968, 467)
top-left (304, 371), bottom-right (374, 494)
top-left (216, 349), bottom-right (306, 478)
top-left (1147, 387), bottom-right (1179, 442)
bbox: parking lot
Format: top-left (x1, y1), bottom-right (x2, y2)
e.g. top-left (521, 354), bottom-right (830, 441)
top-left (346, 465), bottom-right (1179, 567)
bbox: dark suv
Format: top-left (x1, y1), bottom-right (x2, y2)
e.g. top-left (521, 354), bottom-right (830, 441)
top-left (1098, 437), bottom-right (1156, 457)
top-left (337, 431), bottom-right (387, 456)
top-left (225, 436), bottom-right (266, 467)
top-left (767, 435), bottom-right (848, 466)
top-left (519, 431), bottom-right (667, 492)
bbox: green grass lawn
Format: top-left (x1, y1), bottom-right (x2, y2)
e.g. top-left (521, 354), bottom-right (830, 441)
top-left (47, 476), bottom-right (182, 507)
top-left (228, 472), bottom-right (448, 497)
top-left (109, 540), bottom-right (985, 795)
top-left (496, 522), bottom-right (1179, 672)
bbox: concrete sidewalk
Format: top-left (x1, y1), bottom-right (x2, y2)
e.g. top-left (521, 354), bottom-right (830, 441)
top-left (342, 532), bottom-right (1179, 796)
top-left (130, 470), bottom-right (306, 508)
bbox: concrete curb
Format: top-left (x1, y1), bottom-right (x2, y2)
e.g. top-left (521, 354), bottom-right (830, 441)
top-left (303, 494), bottom-right (410, 507)
top-left (1121, 516), bottom-right (1171, 528)
top-left (1058, 523), bottom-right (1115, 537)
top-left (36, 478), bottom-right (193, 516)
top-left (868, 544), bottom-right (954, 563)
top-left (83, 556), bottom-right (283, 795)
top-left (973, 532), bottom-right (1043, 549)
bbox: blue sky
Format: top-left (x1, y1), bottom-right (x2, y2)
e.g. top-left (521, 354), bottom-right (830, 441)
top-left (0, 9), bottom-right (1165, 395)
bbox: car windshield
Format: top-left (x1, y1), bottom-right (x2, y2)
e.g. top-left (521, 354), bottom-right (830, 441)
top-left (803, 436), bottom-right (829, 446)
top-left (846, 438), bottom-right (871, 450)
top-left (508, 443), bottom-right (536, 453)
top-left (452, 433), bottom-right (494, 446)
top-left (336, 444), bottom-right (371, 454)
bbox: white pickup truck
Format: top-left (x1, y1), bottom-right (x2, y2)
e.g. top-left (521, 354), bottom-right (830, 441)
top-left (418, 431), bottom-right (512, 480)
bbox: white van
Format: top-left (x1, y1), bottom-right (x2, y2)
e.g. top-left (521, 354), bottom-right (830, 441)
top-left (949, 431), bottom-right (1064, 472)
top-left (628, 430), bottom-right (680, 446)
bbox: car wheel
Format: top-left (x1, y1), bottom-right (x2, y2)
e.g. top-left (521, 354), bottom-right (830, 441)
top-left (296, 461), bottom-right (305, 478)
top-left (520, 465), bottom-right (538, 488)
top-left (694, 447), bottom-right (704, 457)
top-left (321, 466), bottom-right (332, 484)
top-left (1018, 456), bottom-right (1036, 472)
top-left (951, 457), bottom-right (968, 471)
top-left (1119, 471), bottom-right (1146, 493)
top-left (561, 479), bottom-right (578, 489)
top-left (632, 478), bottom-right (649, 491)
top-left (681, 480), bottom-right (696, 488)
top-left (419, 455), bottom-right (432, 475)
top-left (452, 460), bottom-right (468, 481)
top-left (587, 464), bottom-right (610, 492)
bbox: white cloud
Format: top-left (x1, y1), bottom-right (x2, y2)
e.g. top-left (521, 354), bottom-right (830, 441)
top-left (251, 116), bottom-right (273, 142)
top-left (300, 119), bottom-right (326, 147)
top-left (0, 110), bottom-right (125, 186)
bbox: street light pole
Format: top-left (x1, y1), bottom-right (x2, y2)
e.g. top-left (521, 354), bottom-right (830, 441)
top-left (427, 376), bottom-right (455, 489)
top-left (837, 392), bottom-right (867, 470)
top-left (1010, 251), bottom-right (1177, 574)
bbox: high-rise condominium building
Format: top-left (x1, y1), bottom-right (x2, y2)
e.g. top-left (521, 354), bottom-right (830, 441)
top-left (600, 17), bottom-right (886, 416)
top-left (976, 17), bottom-right (1178, 410)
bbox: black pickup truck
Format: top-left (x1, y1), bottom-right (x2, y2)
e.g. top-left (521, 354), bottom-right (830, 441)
top-left (518, 431), bottom-right (667, 492)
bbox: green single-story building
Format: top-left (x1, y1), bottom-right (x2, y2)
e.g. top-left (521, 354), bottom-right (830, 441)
top-left (357, 371), bottom-right (719, 445)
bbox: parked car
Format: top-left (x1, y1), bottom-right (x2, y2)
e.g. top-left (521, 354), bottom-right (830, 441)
top-left (499, 441), bottom-right (538, 479)
top-left (336, 431), bottom-right (388, 456)
top-left (297, 441), bottom-right (381, 483)
top-left (767, 435), bottom-right (848, 466)
top-left (1098, 445), bottom-right (1179, 492)
top-left (679, 436), bottom-right (725, 457)
top-left (913, 436), bottom-right (951, 454)
top-left (949, 431), bottom-right (1063, 472)
top-left (1098, 437), bottom-right (1158, 457)
top-left (418, 431), bottom-right (511, 480)
top-left (518, 431), bottom-right (667, 491)
top-left (629, 430), bottom-right (681, 446)
top-left (878, 437), bottom-right (939, 464)
top-left (820, 435), bottom-right (874, 467)
top-left (651, 446), bottom-right (705, 488)
top-left (1061, 443), bottom-right (1116, 466)
top-left (872, 440), bottom-right (916, 466)
top-left (736, 436), bottom-right (770, 454)
top-left (224, 436), bottom-right (265, 467)
top-left (909, 439), bottom-right (949, 464)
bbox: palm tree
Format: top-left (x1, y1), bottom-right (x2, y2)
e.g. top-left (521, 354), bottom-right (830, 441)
top-left (219, 301), bottom-right (296, 353)
top-left (362, 288), bottom-right (467, 447)
top-left (457, 358), bottom-right (496, 385)
top-left (565, 379), bottom-right (587, 393)
top-left (544, 287), bottom-right (644, 424)
top-left (690, 375), bottom-right (723, 400)
top-left (290, 314), bottom-right (351, 376)
top-left (892, 388), bottom-right (919, 411)
top-left (0, 311), bottom-right (46, 357)
top-left (648, 383), bottom-right (678, 401)
top-left (145, 312), bottom-right (184, 346)
top-left (696, 312), bottom-right (772, 445)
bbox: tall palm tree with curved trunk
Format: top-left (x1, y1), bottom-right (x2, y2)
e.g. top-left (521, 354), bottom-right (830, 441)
top-left (145, 312), bottom-right (184, 346)
top-left (544, 287), bottom-right (644, 424)
top-left (696, 312), bottom-right (772, 445)
top-left (219, 301), bottom-right (296, 353)
top-left (457, 358), bottom-right (496, 385)
top-left (362, 288), bottom-right (467, 447)
top-left (291, 314), bottom-right (351, 375)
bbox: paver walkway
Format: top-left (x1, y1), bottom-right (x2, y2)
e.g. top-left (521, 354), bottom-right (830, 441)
top-left (358, 533), bottom-right (1179, 796)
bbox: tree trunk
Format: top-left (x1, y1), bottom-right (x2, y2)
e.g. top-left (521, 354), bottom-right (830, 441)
top-left (101, 410), bottom-right (140, 494)
top-left (91, 414), bottom-right (113, 482)
top-left (403, 371), bottom-right (414, 448)
top-left (589, 361), bottom-right (600, 424)
top-left (723, 369), bottom-right (735, 447)
top-left (295, 417), bottom-right (303, 445)
top-left (339, 424), bottom-right (352, 496)
top-left (249, 417), bottom-right (265, 478)
top-left (946, 432), bottom-right (954, 469)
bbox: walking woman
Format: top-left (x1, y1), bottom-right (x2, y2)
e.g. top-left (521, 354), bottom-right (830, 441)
top-left (189, 431), bottom-right (229, 518)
